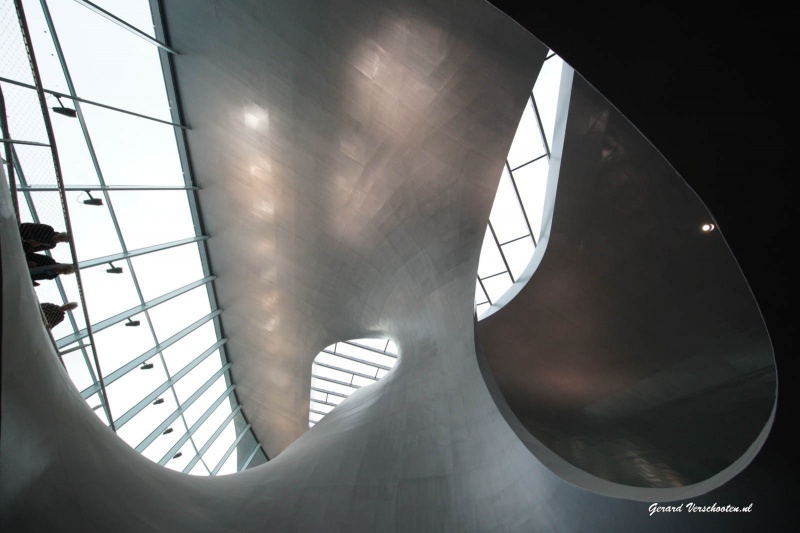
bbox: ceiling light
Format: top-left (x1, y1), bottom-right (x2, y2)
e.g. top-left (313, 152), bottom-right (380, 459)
top-left (172, 452), bottom-right (182, 459)
top-left (140, 362), bottom-right (154, 370)
top-left (125, 318), bottom-right (140, 327)
top-left (163, 428), bottom-right (173, 435)
top-left (81, 191), bottom-right (103, 206)
top-left (153, 398), bottom-right (164, 405)
top-left (701, 223), bottom-right (716, 232)
top-left (106, 262), bottom-right (123, 274)
top-left (52, 95), bottom-right (77, 118)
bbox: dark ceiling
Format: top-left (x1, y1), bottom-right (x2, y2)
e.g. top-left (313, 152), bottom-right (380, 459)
top-left (488, 0), bottom-right (794, 526)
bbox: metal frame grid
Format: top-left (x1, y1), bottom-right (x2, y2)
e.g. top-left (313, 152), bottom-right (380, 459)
top-left (474, 51), bottom-right (564, 318)
top-left (1, 0), bottom-right (265, 475)
top-left (309, 339), bottom-right (399, 427)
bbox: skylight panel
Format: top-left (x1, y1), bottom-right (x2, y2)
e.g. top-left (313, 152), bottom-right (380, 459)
top-left (309, 339), bottom-right (399, 427)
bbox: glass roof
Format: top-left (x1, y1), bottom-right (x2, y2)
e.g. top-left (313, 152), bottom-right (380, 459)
top-left (1, 0), bottom-right (265, 475)
top-left (310, 339), bottom-right (399, 428)
top-left (474, 51), bottom-right (566, 319)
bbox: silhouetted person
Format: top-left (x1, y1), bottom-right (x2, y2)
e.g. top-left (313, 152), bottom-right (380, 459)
top-left (19, 222), bottom-right (70, 253)
top-left (26, 252), bottom-right (75, 286)
top-left (40, 302), bottom-right (78, 329)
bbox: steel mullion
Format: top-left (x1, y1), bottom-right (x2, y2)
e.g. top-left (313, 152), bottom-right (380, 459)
top-left (211, 423), bottom-right (250, 475)
top-left (0, 76), bottom-right (189, 129)
top-left (342, 340), bottom-right (399, 358)
top-left (505, 160), bottom-right (537, 247)
top-left (310, 386), bottom-right (348, 399)
top-left (241, 443), bottom-right (262, 470)
top-left (149, 1), bottom-right (245, 469)
top-left (309, 408), bottom-right (329, 417)
top-left (530, 93), bottom-right (551, 160)
top-left (56, 275), bottom-right (215, 348)
top-left (311, 374), bottom-right (361, 390)
top-left (311, 398), bottom-right (340, 409)
top-left (113, 337), bottom-right (227, 428)
top-left (72, 0), bottom-right (176, 54)
top-left (15, 0), bottom-right (114, 429)
top-left (477, 276), bottom-right (491, 305)
top-left (498, 233), bottom-right (532, 247)
top-left (19, 185), bottom-right (199, 192)
top-left (156, 385), bottom-right (236, 462)
top-left (487, 220), bottom-right (514, 283)
top-left (135, 365), bottom-right (232, 453)
top-left (0, 138), bottom-right (49, 147)
top-left (313, 360), bottom-right (379, 382)
top-left (320, 349), bottom-right (393, 371)
top-left (10, 142), bottom-right (100, 387)
top-left (182, 404), bottom-right (242, 473)
top-left (508, 152), bottom-right (547, 173)
top-left (78, 235), bottom-right (208, 269)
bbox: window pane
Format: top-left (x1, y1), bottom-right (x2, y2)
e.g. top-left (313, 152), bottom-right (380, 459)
top-left (105, 354), bottom-right (168, 421)
top-left (116, 393), bottom-right (178, 450)
top-left (93, 319), bottom-right (156, 375)
top-left (477, 227), bottom-right (505, 279)
top-left (506, 98), bottom-right (546, 169)
top-left (501, 236), bottom-right (535, 281)
top-left (109, 190), bottom-right (196, 250)
top-left (489, 166), bottom-right (528, 244)
top-left (162, 321), bottom-right (219, 375)
top-left (131, 242), bottom-right (205, 302)
top-left (514, 159), bottom-right (550, 242)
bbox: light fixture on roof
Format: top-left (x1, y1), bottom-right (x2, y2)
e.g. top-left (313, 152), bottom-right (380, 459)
top-left (125, 318), bottom-right (140, 327)
top-left (51, 95), bottom-right (77, 118)
top-left (172, 452), bottom-right (182, 459)
top-left (702, 223), bottom-right (716, 232)
top-left (153, 398), bottom-right (164, 405)
top-left (163, 428), bottom-right (173, 435)
top-left (81, 191), bottom-right (103, 206)
top-left (106, 262), bottom-right (123, 274)
top-left (140, 362), bottom-right (154, 370)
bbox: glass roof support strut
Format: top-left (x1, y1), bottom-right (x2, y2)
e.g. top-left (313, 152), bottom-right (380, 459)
top-left (14, 0), bottom-right (115, 429)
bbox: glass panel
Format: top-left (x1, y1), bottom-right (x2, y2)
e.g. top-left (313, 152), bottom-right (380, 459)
top-left (201, 416), bottom-right (236, 472)
top-left (182, 376), bottom-right (227, 427)
top-left (173, 350), bottom-right (223, 404)
top-left (311, 401), bottom-right (334, 414)
top-left (351, 375), bottom-right (378, 388)
top-left (310, 377), bottom-right (355, 397)
top-left (475, 302), bottom-right (490, 318)
top-left (82, 106), bottom-right (184, 187)
top-left (489, 166), bottom-right (528, 244)
top-left (316, 351), bottom-right (380, 375)
top-left (513, 158), bottom-right (550, 242)
top-left (162, 321), bottom-right (218, 375)
top-left (47, 104), bottom-right (99, 187)
top-left (506, 98), bottom-right (546, 170)
top-left (147, 285), bottom-right (212, 341)
top-left (189, 461), bottom-right (210, 476)
top-left (93, 318), bottom-right (156, 374)
top-left (1, 0), bottom-right (35, 84)
top-left (217, 450), bottom-right (238, 476)
top-left (386, 340), bottom-right (398, 355)
top-left (47, 0), bottom-right (171, 120)
top-left (79, 264), bottom-right (141, 323)
top-left (109, 190), bottom-right (195, 250)
top-left (192, 400), bottom-right (234, 450)
top-left (476, 227), bottom-right (505, 279)
top-left (533, 56), bottom-right (565, 151)
top-left (475, 279), bottom-right (489, 305)
top-left (164, 439), bottom-right (197, 472)
top-left (313, 363), bottom-right (352, 385)
top-left (336, 342), bottom-right (396, 367)
top-left (13, 144), bottom-right (57, 185)
top-left (63, 190), bottom-right (123, 260)
top-left (1, 83), bottom-right (48, 143)
top-left (131, 242), bottom-right (205, 302)
top-left (482, 272), bottom-right (513, 304)
top-left (501, 236), bottom-right (535, 281)
top-left (141, 426), bottom-right (186, 464)
top-left (116, 393), bottom-right (178, 449)
top-left (105, 354), bottom-right (168, 420)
